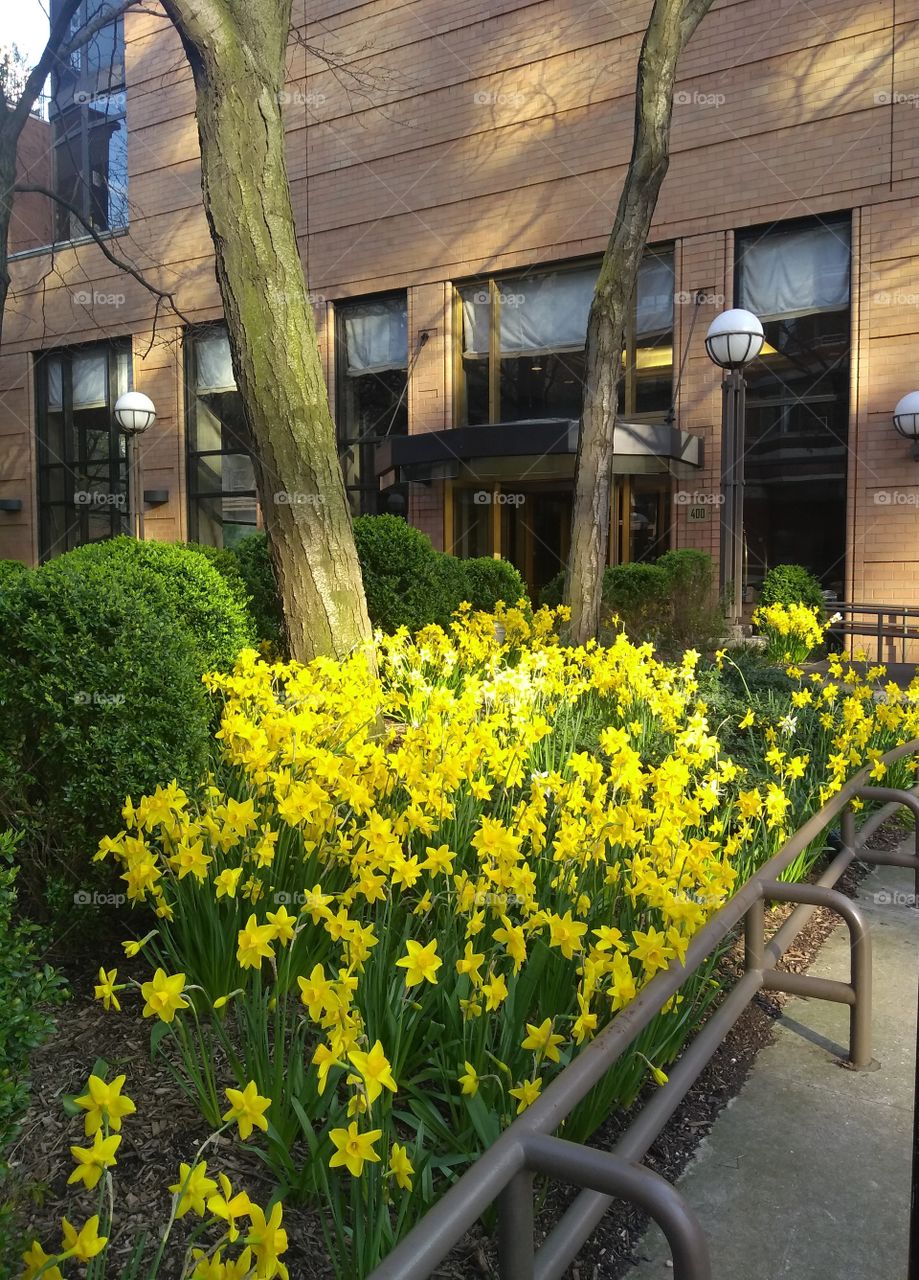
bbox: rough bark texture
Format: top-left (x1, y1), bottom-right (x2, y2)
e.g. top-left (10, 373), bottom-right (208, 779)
top-left (161, 0), bottom-right (374, 665)
top-left (565, 0), bottom-right (714, 645)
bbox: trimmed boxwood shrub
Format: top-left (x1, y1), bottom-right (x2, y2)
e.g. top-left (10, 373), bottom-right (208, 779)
top-left (61, 537), bottom-right (254, 671)
top-left (234, 532), bottom-right (285, 650)
top-left (0, 829), bottom-right (65, 1269)
top-left (760, 563), bottom-right (825, 616)
top-left (353, 515), bottom-right (467, 633)
top-left (0, 543), bottom-right (244, 913)
top-left (461, 556), bottom-right (529, 613)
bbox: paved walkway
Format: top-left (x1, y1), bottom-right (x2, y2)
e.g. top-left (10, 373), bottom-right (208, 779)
top-left (628, 851), bottom-right (919, 1280)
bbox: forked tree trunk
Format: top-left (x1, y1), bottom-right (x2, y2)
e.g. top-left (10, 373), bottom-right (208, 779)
top-left (566, 0), bottom-right (714, 645)
top-left (161, 0), bottom-right (373, 664)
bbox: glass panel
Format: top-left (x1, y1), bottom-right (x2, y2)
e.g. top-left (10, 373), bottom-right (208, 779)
top-left (739, 220), bottom-right (850, 320)
top-left (462, 356), bottom-right (489, 425)
top-left (499, 351), bottom-right (586, 421)
top-left (460, 287), bottom-right (491, 358)
top-left (451, 489), bottom-right (493, 559)
top-left (630, 479), bottom-right (671, 562)
top-left (72, 351), bottom-right (107, 408)
top-left (636, 253), bottom-right (675, 338)
top-left (742, 306), bottom-right (849, 595)
top-left (498, 268), bottom-right (595, 356)
top-left (341, 297), bottom-right (408, 374)
top-left (192, 391), bottom-right (250, 452)
top-left (87, 101), bottom-right (128, 230)
top-left (196, 332), bottom-right (236, 393)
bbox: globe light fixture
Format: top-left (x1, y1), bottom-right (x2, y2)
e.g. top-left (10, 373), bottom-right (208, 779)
top-left (893, 391), bottom-right (919, 442)
top-left (704, 308), bottom-right (765, 369)
top-left (113, 392), bottom-right (156, 539)
top-left (114, 390), bottom-right (157, 435)
top-left (704, 308), bottom-right (764, 631)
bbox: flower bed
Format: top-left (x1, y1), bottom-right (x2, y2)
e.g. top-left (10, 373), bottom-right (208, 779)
top-left (27, 605), bottom-right (919, 1278)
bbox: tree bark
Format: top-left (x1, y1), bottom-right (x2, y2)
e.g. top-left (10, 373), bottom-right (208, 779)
top-left (565, 0), bottom-right (713, 645)
top-left (160, 0), bottom-right (373, 665)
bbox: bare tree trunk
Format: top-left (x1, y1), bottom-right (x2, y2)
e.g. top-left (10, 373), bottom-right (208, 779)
top-left (566, 0), bottom-right (713, 645)
top-left (161, 0), bottom-right (373, 664)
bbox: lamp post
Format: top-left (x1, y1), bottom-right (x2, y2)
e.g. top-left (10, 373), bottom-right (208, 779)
top-left (894, 392), bottom-right (919, 460)
top-left (704, 308), bottom-right (765, 631)
top-left (114, 391), bottom-right (156, 540)
top-left (895, 393), bottom-right (919, 1280)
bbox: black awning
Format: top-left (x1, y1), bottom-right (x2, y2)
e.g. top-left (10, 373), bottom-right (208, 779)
top-left (375, 418), bottom-right (703, 484)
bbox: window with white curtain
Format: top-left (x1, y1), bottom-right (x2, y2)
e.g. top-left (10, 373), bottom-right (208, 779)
top-left (457, 251), bottom-right (674, 425)
top-left (36, 342), bottom-right (132, 560)
top-left (737, 216), bottom-right (852, 597)
top-left (336, 294), bottom-right (409, 517)
top-left (186, 325), bottom-right (258, 549)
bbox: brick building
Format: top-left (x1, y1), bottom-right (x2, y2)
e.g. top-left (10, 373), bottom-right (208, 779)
top-left (2, 0), bottom-right (918, 607)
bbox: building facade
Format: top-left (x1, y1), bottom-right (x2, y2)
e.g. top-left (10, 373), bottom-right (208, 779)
top-left (2, 0), bottom-right (919, 605)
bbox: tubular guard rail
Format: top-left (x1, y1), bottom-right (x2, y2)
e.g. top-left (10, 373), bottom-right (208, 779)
top-left (366, 738), bottom-right (919, 1280)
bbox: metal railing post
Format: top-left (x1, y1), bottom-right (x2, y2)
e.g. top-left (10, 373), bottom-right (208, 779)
top-left (497, 1170), bottom-right (535, 1280)
top-left (841, 801), bottom-right (856, 852)
top-left (760, 881), bottom-right (873, 1069)
top-left (744, 896), bottom-right (764, 972)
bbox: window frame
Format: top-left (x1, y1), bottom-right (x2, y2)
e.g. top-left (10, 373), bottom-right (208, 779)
top-left (452, 250), bottom-right (675, 426)
top-left (334, 290), bottom-right (410, 517)
top-left (35, 339), bottom-right (131, 561)
top-left (49, 0), bottom-right (128, 240)
top-left (184, 322), bottom-right (260, 548)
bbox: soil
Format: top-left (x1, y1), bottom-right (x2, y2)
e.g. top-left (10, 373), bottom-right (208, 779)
top-left (9, 820), bottom-right (908, 1280)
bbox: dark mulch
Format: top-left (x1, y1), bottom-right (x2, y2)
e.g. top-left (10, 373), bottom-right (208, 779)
top-left (11, 819), bottom-right (907, 1278)
top-left (10, 915), bottom-right (330, 1278)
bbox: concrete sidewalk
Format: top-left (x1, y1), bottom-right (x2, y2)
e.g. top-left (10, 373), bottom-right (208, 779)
top-left (628, 853), bottom-right (919, 1280)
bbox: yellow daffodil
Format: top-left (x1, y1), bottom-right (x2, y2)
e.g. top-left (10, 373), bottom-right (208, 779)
top-left (140, 968), bottom-right (189, 1023)
top-left (395, 938), bottom-right (442, 987)
top-left (169, 1160), bottom-right (218, 1217)
top-left (223, 1081), bottom-right (271, 1140)
top-left (329, 1121), bottom-right (382, 1177)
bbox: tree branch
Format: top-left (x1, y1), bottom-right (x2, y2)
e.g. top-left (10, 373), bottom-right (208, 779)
top-left (12, 183), bottom-right (192, 330)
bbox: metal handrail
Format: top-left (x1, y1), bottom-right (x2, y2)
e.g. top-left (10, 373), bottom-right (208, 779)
top-left (367, 738), bottom-right (919, 1280)
top-left (829, 603), bottom-right (919, 665)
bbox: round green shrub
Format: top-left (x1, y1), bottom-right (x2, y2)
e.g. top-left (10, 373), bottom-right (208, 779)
top-left (60, 537), bottom-right (254, 672)
top-left (0, 556), bottom-right (213, 906)
top-left (656, 548), bottom-right (714, 594)
top-left (461, 557), bottom-right (529, 613)
top-left (0, 559), bottom-right (28, 591)
top-left (184, 541), bottom-right (252, 614)
top-left (233, 532), bottom-right (284, 650)
top-left (353, 515), bottom-right (466, 633)
top-left (760, 563), bottom-right (825, 616)
top-left (538, 569), bottom-right (566, 610)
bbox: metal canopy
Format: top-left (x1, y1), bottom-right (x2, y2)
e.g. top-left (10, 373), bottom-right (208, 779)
top-left (375, 418), bottom-right (703, 486)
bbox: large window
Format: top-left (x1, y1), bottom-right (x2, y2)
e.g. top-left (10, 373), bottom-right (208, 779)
top-left (335, 294), bottom-right (408, 516)
top-left (186, 327), bottom-right (258, 548)
top-left (36, 342), bottom-right (132, 560)
top-left (736, 217), bottom-right (851, 598)
top-left (457, 253), bottom-right (674, 425)
top-left (50, 0), bottom-right (128, 240)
